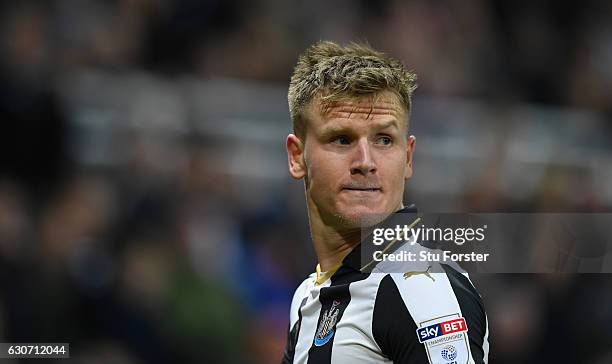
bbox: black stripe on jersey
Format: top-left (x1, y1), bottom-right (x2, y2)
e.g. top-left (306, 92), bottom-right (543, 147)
top-left (281, 297), bottom-right (307, 364)
top-left (330, 264), bottom-right (369, 286)
top-left (306, 283), bottom-right (351, 364)
top-left (303, 257), bottom-right (368, 363)
top-left (441, 264), bottom-right (487, 364)
top-left (372, 274), bottom-right (430, 363)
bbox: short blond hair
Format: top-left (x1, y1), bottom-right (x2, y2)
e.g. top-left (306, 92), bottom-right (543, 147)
top-left (288, 41), bottom-right (417, 138)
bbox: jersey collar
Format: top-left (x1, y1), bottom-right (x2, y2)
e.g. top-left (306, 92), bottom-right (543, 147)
top-left (341, 203), bottom-right (419, 273)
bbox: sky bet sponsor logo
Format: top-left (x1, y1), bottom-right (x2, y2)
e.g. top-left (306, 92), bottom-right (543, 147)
top-left (416, 317), bottom-right (468, 343)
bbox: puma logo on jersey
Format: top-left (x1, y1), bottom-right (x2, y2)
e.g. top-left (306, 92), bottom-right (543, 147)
top-left (403, 265), bottom-right (435, 281)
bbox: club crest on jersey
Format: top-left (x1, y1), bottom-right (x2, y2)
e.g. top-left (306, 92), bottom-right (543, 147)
top-left (314, 300), bottom-right (341, 346)
top-left (417, 314), bottom-right (470, 364)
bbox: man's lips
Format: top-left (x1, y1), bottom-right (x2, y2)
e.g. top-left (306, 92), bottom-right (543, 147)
top-left (341, 187), bottom-right (382, 192)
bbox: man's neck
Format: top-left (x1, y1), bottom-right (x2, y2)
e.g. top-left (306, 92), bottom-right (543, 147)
top-left (310, 225), bottom-right (361, 272)
top-left (308, 202), bottom-right (405, 272)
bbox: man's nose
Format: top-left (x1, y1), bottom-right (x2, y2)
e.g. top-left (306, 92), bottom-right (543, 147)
top-left (350, 139), bottom-right (377, 175)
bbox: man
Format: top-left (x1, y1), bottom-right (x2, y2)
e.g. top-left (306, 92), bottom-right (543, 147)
top-left (281, 41), bottom-right (489, 364)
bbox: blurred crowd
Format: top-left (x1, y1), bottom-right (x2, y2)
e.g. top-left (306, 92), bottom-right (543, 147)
top-left (1, 0), bottom-right (612, 363)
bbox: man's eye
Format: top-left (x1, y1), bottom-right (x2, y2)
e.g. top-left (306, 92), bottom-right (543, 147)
top-left (376, 136), bottom-right (393, 146)
top-left (332, 136), bottom-right (351, 145)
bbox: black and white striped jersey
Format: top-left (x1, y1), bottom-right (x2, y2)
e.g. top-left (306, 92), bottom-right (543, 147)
top-left (280, 209), bottom-right (489, 364)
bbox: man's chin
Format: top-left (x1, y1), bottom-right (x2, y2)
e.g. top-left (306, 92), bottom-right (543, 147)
top-left (334, 206), bottom-right (391, 229)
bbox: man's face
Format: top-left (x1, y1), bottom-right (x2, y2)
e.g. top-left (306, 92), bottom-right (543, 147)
top-left (287, 91), bottom-right (416, 229)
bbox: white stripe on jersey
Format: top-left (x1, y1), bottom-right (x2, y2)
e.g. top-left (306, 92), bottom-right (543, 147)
top-left (482, 314), bottom-right (490, 364)
top-left (330, 274), bottom-right (391, 363)
top-left (390, 271), bottom-right (476, 364)
top-left (289, 274), bottom-right (314, 329)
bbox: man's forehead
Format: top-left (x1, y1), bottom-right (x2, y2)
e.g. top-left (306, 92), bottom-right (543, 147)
top-left (306, 92), bottom-right (407, 129)
top-left (310, 92), bottom-right (404, 118)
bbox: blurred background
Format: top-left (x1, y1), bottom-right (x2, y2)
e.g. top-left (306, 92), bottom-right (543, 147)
top-left (1, 0), bottom-right (612, 363)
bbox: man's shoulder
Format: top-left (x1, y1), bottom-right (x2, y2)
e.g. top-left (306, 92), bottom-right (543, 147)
top-left (371, 268), bottom-right (488, 364)
top-left (374, 265), bottom-right (485, 318)
top-left (293, 272), bottom-right (316, 293)
top-left (288, 273), bottom-right (316, 326)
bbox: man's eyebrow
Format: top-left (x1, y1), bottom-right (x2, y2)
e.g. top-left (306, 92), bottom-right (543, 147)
top-left (378, 119), bottom-right (399, 130)
top-left (318, 119), bottom-right (400, 137)
top-left (319, 125), bottom-right (349, 138)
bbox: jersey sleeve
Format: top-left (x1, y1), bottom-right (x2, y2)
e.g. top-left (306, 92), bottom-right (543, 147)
top-left (372, 270), bottom-right (489, 364)
top-left (280, 277), bottom-right (310, 364)
top-left (441, 265), bottom-right (489, 364)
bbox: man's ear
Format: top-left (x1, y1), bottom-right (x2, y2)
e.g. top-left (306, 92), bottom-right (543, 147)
top-left (287, 134), bottom-right (307, 179)
top-left (404, 135), bottom-right (416, 179)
